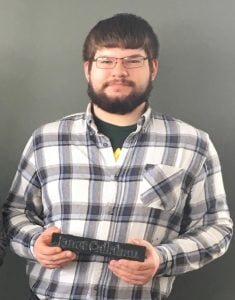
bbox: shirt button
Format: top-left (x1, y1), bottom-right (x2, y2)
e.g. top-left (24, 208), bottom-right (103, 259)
top-left (103, 143), bottom-right (108, 147)
top-left (94, 285), bottom-right (98, 291)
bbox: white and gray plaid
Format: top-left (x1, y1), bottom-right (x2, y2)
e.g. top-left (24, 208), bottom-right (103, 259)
top-left (4, 104), bottom-right (232, 299)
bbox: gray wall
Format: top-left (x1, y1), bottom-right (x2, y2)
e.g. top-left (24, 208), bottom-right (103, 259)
top-left (0, 1), bottom-right (234, 299)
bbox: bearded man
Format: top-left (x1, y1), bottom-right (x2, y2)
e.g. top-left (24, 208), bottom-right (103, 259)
top-left (3, 13), bottom-right (232, 300)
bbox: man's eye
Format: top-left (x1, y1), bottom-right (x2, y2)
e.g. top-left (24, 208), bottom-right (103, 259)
top-left (100, 59), bottom-right (113, 64)
top-left (130, 59), bottom-right (140, 63)
top-left (126, 59), bottom-right (141, 64)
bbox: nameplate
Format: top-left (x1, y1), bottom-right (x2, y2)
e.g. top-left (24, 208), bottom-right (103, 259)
top-left (51, 233), bottom-right (146, 262)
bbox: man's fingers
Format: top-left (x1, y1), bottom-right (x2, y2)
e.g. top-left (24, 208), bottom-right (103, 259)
top-left (109, 260), bottom-right (150, 276)
top-left (40, 252), bottom-right (76, 265)
top-left (110, 265), bottom-right (149, 285)
top-left (34, 227), bottom-right (77, 269)
top-left (34, 226), bottom-right (63, 264)
top-left (37, 235), bottom-right (62, 256)
top-left (109, 238), bottom-right (160, 285)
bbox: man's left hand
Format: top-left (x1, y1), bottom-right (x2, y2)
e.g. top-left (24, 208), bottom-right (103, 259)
top-left (108, 238), bottom-right (160, 285)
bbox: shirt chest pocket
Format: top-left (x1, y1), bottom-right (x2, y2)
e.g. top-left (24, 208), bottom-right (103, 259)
top-left (140, 164), bottom-right (186, 212)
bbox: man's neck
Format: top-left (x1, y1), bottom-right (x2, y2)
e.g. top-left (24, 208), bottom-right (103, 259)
top-left (92, 102), bottom-right (146, 126)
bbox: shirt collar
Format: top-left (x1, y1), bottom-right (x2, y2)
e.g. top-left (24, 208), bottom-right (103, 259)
top-left (85, 102), bottom-right (152, 132)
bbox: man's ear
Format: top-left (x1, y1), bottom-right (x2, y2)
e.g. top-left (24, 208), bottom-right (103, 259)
top-left (83, 61), bottom-right (90, 81)
top-left (151, 59), bottom-right (159, 80)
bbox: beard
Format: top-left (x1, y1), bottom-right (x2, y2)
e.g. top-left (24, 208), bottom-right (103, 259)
top-left (87, 78), bottom-right (153, 115)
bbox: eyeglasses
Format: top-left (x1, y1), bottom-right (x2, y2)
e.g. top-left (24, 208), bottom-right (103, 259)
top-left (92, 56), bottom-right (149, 69)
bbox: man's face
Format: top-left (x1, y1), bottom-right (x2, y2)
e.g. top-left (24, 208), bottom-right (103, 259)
top-left (84, 48), bottom-right (158, 114)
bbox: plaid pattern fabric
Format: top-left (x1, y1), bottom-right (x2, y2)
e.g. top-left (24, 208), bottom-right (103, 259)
top-left (4, 104), bottom-right (232, 300)
top-left (0, 216), bottom-right (7, 266)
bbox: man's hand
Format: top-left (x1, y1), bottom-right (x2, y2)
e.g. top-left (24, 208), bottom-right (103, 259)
top-left (34, 226), bottom-right (76, 269)
top-left (108, 238), bottom-right (160, 285)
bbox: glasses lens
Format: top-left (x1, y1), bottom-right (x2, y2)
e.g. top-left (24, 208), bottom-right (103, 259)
top-left (124, 57), bottom-right (144, 68)
top-left (96, 57), bottom-right (115, 69)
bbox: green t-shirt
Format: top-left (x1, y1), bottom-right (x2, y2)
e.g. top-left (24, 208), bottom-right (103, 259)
top-left (94, 116), bottom-right (137, 159)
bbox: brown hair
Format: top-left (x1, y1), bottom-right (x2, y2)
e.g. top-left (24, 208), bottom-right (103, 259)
top-left (83, 13), bottom-right (159, 67)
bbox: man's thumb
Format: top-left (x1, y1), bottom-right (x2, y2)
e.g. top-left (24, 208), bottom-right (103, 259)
top-left (41, 226), bottom-right (61, 243)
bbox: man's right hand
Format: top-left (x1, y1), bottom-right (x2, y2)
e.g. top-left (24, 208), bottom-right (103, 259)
top-left (34, 226), bottom-right (76, 269)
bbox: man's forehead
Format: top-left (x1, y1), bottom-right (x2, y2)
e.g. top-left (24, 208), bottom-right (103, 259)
top-left (94, 47), bottom-right (146, 57)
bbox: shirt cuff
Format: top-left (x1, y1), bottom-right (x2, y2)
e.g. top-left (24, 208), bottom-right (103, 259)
top-left (155, 246), bottom-right (171, 276)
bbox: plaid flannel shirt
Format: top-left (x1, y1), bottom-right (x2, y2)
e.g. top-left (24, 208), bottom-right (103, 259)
top-left (0, 214), bottom-right (7, 266)
top-left (4, 104), bottom-right (232, 300)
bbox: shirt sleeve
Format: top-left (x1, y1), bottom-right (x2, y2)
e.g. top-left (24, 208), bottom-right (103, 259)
top-left (3, 135), bottom-right (44, 260)
top-left (0, 211), bottom-right (8, 266)
top-left (156, 137), bottom-right (233, 276)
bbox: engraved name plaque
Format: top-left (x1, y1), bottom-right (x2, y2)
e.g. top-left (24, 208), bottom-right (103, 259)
top-left (51, 233), bottom-right (146, 262)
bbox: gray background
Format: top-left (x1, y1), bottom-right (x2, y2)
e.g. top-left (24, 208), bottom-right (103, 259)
top-left (0, 1), bottom-right (234, 299)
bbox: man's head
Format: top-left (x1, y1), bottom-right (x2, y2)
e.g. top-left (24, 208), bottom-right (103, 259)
top-left (83, 14), bottom-right (159, 115)
top-left (83, 13), bottom-right (159, 69)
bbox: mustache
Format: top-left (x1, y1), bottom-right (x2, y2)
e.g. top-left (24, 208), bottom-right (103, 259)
top-left (103, 79), bottom-right (135, 88)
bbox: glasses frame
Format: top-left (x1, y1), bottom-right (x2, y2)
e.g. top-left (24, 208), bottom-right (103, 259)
top-left (92, 55), bottom-right (149, 69)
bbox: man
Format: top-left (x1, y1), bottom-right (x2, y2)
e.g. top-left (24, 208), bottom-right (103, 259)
top-left (3, 13), bottom-right (233, 300)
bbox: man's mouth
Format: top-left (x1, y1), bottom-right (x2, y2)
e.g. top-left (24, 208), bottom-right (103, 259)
top-left (103, 80), bottom-right (135, 88)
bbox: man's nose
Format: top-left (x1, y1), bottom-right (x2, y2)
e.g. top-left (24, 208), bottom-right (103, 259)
top-left (111, 60), bottom-right (129, 76)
